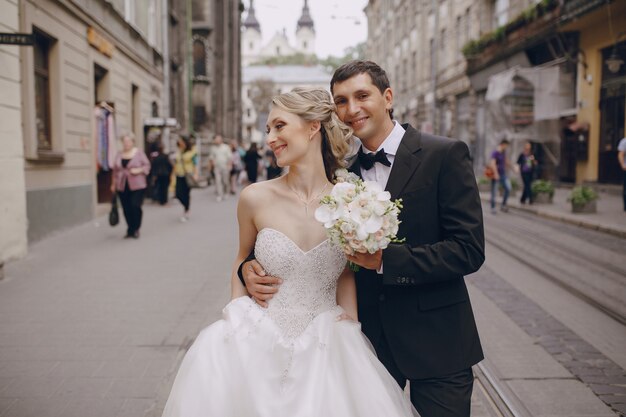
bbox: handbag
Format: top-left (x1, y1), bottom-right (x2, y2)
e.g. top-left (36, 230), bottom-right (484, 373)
top-left (109, 193), bottom-right (119, 226)
top-left (484, 165), bottom-right (495, 179)
top-left (185, 172), bottom-right (200, 188)
top-left (179, 151), bottom-right (200, 188)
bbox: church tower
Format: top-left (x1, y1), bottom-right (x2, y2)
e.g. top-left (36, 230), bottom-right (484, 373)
top-left (296, 0), bottom-right (315, 55)
top-left (242, 0), bottom-right (262, 65)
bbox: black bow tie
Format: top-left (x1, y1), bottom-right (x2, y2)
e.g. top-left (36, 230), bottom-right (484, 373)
top-left (358, 148), bottom-right (391, 170)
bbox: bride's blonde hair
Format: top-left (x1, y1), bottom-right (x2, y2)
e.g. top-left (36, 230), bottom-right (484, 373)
top-left (271, 87), bottom-right (353, 181)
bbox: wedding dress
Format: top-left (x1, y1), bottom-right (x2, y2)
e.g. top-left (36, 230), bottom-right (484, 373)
top-left (162, 227), bottom-right (418, 417)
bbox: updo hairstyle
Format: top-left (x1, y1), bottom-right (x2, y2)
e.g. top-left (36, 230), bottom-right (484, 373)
top-left (271, 87), bottom-right (353, 181)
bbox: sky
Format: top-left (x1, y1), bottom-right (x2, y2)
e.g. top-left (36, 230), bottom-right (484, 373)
top-left (242, 0), bottom-right (369, 59)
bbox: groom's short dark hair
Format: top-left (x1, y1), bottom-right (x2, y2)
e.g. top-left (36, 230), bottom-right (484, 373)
top-left (330, 60), bottom-right (391, 95)
top-left (330, 60), bottom-right (394, 120)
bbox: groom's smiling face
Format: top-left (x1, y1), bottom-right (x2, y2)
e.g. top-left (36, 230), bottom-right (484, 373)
top-left (332, 73), bottom-right (394, 150)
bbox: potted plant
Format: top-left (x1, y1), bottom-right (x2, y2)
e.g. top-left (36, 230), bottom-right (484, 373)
top-left (568, 186), bottom-right (598, 213)
top-left (531, 180), bottom-right (554, 204)
top-left (510, 177), bottom-right (520, 198)
top-left (477, 177), bottom-right (491, 193)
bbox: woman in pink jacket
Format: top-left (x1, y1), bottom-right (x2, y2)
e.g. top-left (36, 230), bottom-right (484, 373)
top-left (110, 133), bottom-right (151, 238)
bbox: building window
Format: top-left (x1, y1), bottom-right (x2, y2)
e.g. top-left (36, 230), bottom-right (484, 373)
top-left (439, 29), bottom-right (446, 70)
top-left (276, 46), bottom-right (280, 55)
top-left (429, 38), bottom-right (434, 79)
top-left (193, 39), bottom-right (206, 77)
top-left (34, 29), bottom-right (54, 151)
top-left (412, 51), bottom-right (417, 87)
top-left (246, 108), bottom-right (251, 117)
top-left (465, 7), bottom-right (471, 43)
top-left (402, 58), bottom-right (408, 92)
top-left (193, 105), bottom-right (207, 129)
top-left (493, 0), bottom-right (509, 28)
top-left (456, 16), bottom-right (462, 59)
top-left (249, 42), bottom-right (254, 50)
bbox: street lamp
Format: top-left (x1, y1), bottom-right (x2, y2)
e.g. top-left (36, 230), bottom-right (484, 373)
top-left (605, 46), bottom-right (623, 74)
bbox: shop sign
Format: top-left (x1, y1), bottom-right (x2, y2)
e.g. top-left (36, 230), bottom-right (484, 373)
top-left (87, 27), bottom-right (114, 57)
top-left (0, 33), bottom-right (33, 45)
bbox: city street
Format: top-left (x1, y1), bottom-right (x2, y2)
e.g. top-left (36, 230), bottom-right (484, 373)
top-left (1, 185), bottom-right (625, 417)
top-left (0, 189), bottom-right (236, 416)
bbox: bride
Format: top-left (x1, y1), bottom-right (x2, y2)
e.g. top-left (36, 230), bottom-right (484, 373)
top-left (162, 87), bottom-right (418, 417)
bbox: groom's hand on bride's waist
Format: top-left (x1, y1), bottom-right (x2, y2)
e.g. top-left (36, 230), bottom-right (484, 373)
top-left (243, 260), bottom-right (282, 308)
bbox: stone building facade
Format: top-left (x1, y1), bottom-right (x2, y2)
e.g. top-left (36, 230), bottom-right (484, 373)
top-left (11, 0), bottom-right (168, 244)
top-left (241, 0), bottom-right (325, 145)
top-left (241, 0), bottom-right (315, 66)
top-left (191, 0), bottom-right (242, 175)
top-left (0, 0), bottom-right (242, 264)
top-left (0, 0), bottom-right (28, 271)
top-left (364, 0), bottom-right (585, 176)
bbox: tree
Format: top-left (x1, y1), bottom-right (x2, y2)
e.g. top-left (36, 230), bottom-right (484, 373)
top-left (249, 41), bottom-right (367, 73)
top-left (319, 42), bottom-right (366, 72)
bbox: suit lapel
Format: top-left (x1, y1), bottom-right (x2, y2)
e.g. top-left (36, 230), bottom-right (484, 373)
top-left (386, 124), bottom-right (423, 200)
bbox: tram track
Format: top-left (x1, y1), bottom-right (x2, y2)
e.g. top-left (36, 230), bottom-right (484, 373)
top-left (484, 213), bottom-right (626, 327)
top-left (496, 219), bottom-right (626, 282)
top-left (473, 360), bottom-right (534, 417)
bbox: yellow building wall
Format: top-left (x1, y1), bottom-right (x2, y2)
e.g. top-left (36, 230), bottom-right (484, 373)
top-left (564, 1), bottom-right (626, 183)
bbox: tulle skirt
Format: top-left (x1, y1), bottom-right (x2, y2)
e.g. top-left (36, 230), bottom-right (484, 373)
top-left (162, 296), bottom-right (418, 417)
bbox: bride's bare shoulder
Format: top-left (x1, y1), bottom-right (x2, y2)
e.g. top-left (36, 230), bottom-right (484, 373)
top-left (238, 178), bottom-right (284, 206)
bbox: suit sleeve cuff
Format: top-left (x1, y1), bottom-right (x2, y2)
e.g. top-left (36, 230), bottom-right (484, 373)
top-left (237, 250), bottom-right (257, 287)
top-left (381, 244), bottom-right (418, 286)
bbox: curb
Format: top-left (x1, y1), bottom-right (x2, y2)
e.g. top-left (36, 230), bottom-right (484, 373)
top-left (480, 196), bottom-right (626, 239)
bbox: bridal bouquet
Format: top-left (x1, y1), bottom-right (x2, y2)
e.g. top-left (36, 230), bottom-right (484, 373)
top-left (314, 169), bottom-right (403, 271)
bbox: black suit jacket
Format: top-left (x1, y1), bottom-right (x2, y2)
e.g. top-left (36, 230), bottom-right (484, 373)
top-left (350, 124), bottom-right (484, 379)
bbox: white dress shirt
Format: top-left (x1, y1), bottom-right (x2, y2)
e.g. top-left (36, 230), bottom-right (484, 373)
top-left (360, 121), bottom-right (405, 188)
top-left (359, 121), bottom-right (405, 274)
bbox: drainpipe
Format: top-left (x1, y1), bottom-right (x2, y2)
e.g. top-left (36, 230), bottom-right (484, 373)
top-left (431, 0), bottom-right (439, 134)
top-left (162, 0), bottom-right (171, 151)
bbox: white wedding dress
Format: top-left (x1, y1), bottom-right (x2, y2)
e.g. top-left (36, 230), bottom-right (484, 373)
top-left (162, 228), bottom-right (418, 417)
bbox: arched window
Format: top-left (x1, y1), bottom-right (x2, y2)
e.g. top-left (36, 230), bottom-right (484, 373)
top-left (193, 39), bottom-right (206, 77)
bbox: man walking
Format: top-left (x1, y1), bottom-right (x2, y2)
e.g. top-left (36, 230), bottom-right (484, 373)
top-left (208, 134), bottom-right (233, 202)
top-left (489, 138), bottom-right (515, 214)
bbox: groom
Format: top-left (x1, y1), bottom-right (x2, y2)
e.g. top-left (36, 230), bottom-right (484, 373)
top-left (240, 60), bottom-right (484, 417)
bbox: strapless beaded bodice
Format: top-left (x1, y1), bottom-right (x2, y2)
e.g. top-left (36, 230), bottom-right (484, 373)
top-left (254, 228), bottom-right (346, 340)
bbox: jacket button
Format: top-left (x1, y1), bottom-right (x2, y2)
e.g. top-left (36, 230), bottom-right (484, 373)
top-left (379, 294), bottom-right (385, 302)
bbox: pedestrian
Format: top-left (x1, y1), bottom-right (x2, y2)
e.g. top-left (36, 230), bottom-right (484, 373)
top-left (110, 132), bottom-right (151, 239)
top-left (244, 142), bottom-right (262, 184)
top-left (150, 143), bottom-right (173, 205)
top-left (266, 154), bottom-right (282, 180)
top-left (618, 136), bottom-right (626, 212)
top-left (489, 138), bottom-right (515, 214)
top-left (517, 141), bottom-right (537, 204)
top-left (208, 134), bottom-right (232, 202)
top-left (229, 139), bottom-right (244, 195)
top-left (174, 135), bottom-right (198, 222)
